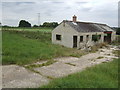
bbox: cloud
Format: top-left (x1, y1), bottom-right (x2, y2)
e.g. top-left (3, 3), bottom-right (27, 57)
top-left (118, 1), bottom-right (120, 27)
top-left (1, 0), bottom-right (119, 27)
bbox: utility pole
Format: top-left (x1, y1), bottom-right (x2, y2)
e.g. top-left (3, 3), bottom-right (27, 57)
top-left (38, 13), bottom-right (40, 26)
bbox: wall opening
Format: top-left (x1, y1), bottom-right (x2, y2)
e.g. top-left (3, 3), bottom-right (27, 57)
top-left (56, 34), bottom-right (61, 41)
top-left (80, 36), bottom-right (83, 42)
top-left (73, 36), bottom-right (77, 48)
top-left (104, 32), bottom-right (112, 43)
top-left (86, 35), bottom-right (89, 42)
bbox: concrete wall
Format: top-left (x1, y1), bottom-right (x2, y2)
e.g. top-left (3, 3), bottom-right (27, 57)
top-left (77, 32), bottom-right (104, 49)
top-left (111, 31), bottom-right (116, 41)
top-left (52, 22), bottom-right (116, 49)
top-left (52, 22), bottom-right (78, 48)
top-left (52, 22), bottom-right (105, 49)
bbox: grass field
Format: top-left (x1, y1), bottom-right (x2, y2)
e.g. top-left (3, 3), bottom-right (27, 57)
top-left (2, 27), bottom-right (52, 33)
top-left (2, 28), bottom-right (119, 88)
top-left (2, 30), bottom-right (88, 65)
top-left (41, 58), bottom-right (118, 88)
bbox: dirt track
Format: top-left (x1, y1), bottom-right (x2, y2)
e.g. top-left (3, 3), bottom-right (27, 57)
top-left (2, 45), bottom-right (119, 88)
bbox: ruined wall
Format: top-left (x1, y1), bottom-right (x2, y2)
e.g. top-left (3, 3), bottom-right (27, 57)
top-left (52, 22), bottom-right (105, 49)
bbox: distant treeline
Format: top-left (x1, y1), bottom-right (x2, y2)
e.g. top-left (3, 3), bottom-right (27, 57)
top-left (2, 20), bottom-right (59, 28)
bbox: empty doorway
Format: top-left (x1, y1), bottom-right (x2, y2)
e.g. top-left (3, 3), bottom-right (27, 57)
top-left (73, 36), bottom-right (77, 48)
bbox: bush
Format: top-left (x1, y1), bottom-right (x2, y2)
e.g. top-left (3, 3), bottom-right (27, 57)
top-left (92, 35), bottom-right (101, 42)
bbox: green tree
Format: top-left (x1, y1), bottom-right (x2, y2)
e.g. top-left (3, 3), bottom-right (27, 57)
top-left (18, 20), bottom-right (31, 27)
top-left (42, 22), bottom-right (58, 28)
top-left (116, 28), bottom-right (120, 35)
top-left (52, 22), bottom-right (59, 28)
top-left (33, 25), bottom-right (38, 27)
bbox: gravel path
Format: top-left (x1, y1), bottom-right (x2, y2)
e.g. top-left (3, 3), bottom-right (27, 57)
top-left (2, 45), bottom-right (119, 88)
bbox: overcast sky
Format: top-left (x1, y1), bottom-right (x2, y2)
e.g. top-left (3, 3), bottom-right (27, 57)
top-left (1, 0), bottom-right (119, 27)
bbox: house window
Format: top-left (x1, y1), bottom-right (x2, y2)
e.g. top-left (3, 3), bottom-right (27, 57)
top-left (86, 35), bottom-right (89, 42)
top-left (56, 34), bottom-right (61, 40)
top-left (80, 36), bottom-right (83, 42)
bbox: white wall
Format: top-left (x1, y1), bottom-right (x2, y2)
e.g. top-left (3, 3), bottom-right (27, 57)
top-left (111, 31), bottom-right (116, 41)
top-left (52, 22), bottom-right (78, 48)
top-left (52, 22), bottom-right (109, 49)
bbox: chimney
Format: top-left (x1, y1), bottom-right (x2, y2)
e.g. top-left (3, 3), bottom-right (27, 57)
top-left (73, 15), bottom-right (77, 23)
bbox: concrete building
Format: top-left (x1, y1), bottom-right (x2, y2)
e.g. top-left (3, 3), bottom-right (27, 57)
top-left (52, 15), bottom-right (116, 49)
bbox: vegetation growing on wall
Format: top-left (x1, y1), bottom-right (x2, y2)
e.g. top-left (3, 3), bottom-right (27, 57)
top-left (92, 34), bottom-right (100, 42)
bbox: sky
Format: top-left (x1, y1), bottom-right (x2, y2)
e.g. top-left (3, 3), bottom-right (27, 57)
top-left (1, 0), bottom-right (119, 27)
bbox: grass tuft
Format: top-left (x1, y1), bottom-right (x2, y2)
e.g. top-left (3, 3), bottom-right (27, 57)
top-left (97, 56), bottom-right (104, 59)
top-left (65, 63), bottom-right (76, 66)
top-left (41, 58), bottom-right (118, 88)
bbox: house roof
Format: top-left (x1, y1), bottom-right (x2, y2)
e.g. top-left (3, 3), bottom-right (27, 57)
top-left (63, 20), bottom-right (114, 33)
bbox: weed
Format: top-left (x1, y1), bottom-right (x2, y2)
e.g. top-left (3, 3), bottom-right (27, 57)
top-left (65, 63), bottom-right (76, 66)
top-left (90, 59), bottom-right (96, 62)
top-left (106, 54), bottom-right (111, 56)
top-left (112, 50), bottom-right (120, 57)
top-left (46, 76), bottom-right (55, 79)
top-left (97, 56), bottom-right (104, 59)
top-left (90, 43), bottom-right (108, 53)
top-left (25, 60), bottom-right (56, 68)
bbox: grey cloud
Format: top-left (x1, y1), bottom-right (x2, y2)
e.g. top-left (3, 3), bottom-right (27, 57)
top-left (15, 2), bottom-right (35, 6)
top-left (2, 1), bottom-right (118, 27)
top-left (64, 6), bottom-right (71, 10)
top-left (79, 7), bottom-right (92, 12)
top-left (118, 1), bottom-right (120, 27)
top-left (51, 2), bottom-right (64, 4)
top-left (75, 2), bottom-right (88, 5)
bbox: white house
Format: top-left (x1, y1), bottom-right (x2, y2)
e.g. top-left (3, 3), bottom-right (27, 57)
top-left (52, 15), bottom-right (116, 49)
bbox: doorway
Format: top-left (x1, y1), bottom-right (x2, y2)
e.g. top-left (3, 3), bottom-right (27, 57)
top-left (104, 32), bottom-right (112, 43)
top-left (73, 36), bottom-right (77, 48)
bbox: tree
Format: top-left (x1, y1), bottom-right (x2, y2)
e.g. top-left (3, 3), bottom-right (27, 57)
top-left (52, 22), bottom-right (59, 28)
top-left (33, 25), bottom-right (38, 27)
top-left (42, 22), bottom-right (51, 27)
top-left (116, 28), bottom-right (120, 35)
top-left (42, 22), bottom-right (58, 28)
top-left (18, 20), bottom-right (31, 27)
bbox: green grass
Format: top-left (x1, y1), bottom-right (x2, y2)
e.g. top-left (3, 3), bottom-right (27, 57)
top-left (2, 27), bottom-right (52, 33)
top-left (25, 59), bottom-right (56, 69)
top-left (41, 58), bottom-right (118, 88)
top-left (2, 30), bottom-right (88, 65)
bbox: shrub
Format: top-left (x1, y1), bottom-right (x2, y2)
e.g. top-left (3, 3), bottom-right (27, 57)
top-left (92, 35), bottom-right (100, 42)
